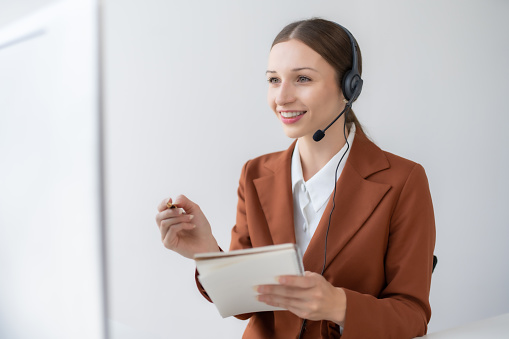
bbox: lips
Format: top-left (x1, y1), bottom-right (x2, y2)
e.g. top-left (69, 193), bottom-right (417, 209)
top-left (279, 110), bottom-right (307, 124)
top-left (280, 111), bottom-right (306, 118)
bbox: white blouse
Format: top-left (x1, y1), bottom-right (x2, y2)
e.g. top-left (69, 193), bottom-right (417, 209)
top-left (291, 124), bottom-right (356, 256)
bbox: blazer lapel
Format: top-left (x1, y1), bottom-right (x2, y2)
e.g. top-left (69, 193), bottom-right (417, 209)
top-left (303, 130), bottom-right (392, 274)
top-left (251, 130), bottom-right (391, 273)
top-left (253, 142), bottom-right (297, 245)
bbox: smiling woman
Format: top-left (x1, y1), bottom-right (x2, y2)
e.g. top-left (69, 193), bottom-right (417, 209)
top-left (155, 18), bottom-right (435, 339)
top-left (267, 39), bottom-right (346, 145)
top-left (269, 18), bottom-right (363, 135)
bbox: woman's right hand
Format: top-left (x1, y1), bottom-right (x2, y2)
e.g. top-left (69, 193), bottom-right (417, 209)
top-left (155, 194), bottom-right (219, 259)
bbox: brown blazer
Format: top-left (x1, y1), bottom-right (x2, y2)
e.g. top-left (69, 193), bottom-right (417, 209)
top-left (197, 128), bottom-right (436, 339)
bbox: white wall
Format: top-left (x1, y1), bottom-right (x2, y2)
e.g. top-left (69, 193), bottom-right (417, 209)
top-left (0, 0), bottom-right (58, 28)
top-left (2, 0), bottom-right (508, 338)
top-left (0, 1), bottom-right (106, 338)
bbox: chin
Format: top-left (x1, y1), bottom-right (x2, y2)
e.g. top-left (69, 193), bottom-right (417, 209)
top-left (281, 127), bottom-right (311, 140)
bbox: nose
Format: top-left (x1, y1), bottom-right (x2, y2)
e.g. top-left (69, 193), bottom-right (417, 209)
top-left (275, 81), bottom-right (296, 106)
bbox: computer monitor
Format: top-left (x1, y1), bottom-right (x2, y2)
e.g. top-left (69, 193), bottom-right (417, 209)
top-left (0, 1), bottom-right (107, 338)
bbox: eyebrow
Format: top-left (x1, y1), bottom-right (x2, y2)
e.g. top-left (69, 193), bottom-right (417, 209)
top-left (265, 67), bottom-right (318, 74)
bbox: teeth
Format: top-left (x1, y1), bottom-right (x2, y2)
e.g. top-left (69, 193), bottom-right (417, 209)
top-left (281, 111), bottom-right (306, 118)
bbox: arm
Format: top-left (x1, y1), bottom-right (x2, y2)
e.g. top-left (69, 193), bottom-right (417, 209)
top-left (341, 163), bottom-right (436, 338)
top-left (230, 161), bottom-right (253, 251)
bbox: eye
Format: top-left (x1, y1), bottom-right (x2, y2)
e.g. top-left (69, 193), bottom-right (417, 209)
top-left (297, 76), bottom-right (311, 83)
top-left (267, 77), bottom-right (280, 84)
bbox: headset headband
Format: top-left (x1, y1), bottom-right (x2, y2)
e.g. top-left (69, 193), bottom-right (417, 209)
top-left (335, 23), bottom-right (363, 102)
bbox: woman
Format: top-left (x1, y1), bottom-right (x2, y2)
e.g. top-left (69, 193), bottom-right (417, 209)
top-left (155, 18), bottom-right (436, 339)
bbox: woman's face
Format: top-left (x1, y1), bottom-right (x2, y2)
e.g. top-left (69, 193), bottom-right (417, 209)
top-left (266, 39), bottom-right (345, 140)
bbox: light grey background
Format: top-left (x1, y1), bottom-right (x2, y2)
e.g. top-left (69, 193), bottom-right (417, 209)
top-left (2, 0), bottom-right (509, 338)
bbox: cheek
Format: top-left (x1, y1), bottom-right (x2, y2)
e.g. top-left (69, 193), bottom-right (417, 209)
top-left (267, 89), bottom-right (276, 112)
top-left (315, 88), bottom-right (341, 111)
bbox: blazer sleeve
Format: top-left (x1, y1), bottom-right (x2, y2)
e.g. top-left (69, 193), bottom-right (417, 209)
top-left (194, 248), bottom-right (224, 304)
top-left (230, 160), bottom-right (253, 251)
top-left (341, 163), bottom-right (436, 338)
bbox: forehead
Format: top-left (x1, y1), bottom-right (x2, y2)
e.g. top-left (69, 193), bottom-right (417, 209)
top-left (267, 39), bottom-right (327, 71)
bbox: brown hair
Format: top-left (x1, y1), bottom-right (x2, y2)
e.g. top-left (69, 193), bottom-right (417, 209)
top-left (271, 18), bottom-right (363, 132)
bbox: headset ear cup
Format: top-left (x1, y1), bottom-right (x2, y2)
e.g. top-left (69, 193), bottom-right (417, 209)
top-left (342, 71), bottom-right (363, 102)
top-left (341, 70), bottom-right (353, 101)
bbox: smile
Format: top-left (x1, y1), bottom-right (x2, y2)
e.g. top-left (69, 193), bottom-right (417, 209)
top-left (280, 111), bottom-right (306, 118)
top-left (279, 111), bottom-right (307, 125)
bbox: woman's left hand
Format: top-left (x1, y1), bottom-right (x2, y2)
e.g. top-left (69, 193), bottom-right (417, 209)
top-left (256, 271), bottom-right (347, 325)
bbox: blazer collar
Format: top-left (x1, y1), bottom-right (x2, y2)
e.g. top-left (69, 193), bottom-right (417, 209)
top-left (253, 128), bottom-right (391, 273)
top-left (252, 140), bottom-right (298, 246)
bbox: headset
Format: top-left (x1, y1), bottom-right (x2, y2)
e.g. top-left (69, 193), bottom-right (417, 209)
top-left (312, 23), bottom-right (363, 142)
top-left (299, 22), bottom-right (363, 339)
top-left (338, 24), bottom-right (363, 103)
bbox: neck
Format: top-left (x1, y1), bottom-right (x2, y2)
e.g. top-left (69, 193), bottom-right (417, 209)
top-left (298, 118), bottom-right (350, 181)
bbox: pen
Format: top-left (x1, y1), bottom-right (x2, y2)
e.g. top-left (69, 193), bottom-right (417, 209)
top-left (166, 201), bottom-right (178, 209)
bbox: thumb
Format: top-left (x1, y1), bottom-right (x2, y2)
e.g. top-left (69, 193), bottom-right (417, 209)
top-left (173, 194), bottom-right (198, 214)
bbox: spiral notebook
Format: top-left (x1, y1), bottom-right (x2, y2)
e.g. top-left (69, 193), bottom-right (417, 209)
top-left (194, 243), bottom-right (304, 318)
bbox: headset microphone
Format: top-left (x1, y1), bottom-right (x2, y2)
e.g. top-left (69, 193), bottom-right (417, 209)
top-left (312, 104), bottom-right (350, 142)
top-left (312, 79), bottom-right (362, 142)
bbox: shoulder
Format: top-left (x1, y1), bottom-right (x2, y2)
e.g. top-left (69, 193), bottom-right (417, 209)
top-left (246, 149), bottom-right (286, 170)
top-left (370, 147), bottom-right (430, 199)
top-left (351, 129), bottom-right (427, 183)
top-left (240, 142), bottom-right (295, 179)
top-left (355, 136), bottom-right (433, 222)
top-left (383, 150), bottom-right (424, 177)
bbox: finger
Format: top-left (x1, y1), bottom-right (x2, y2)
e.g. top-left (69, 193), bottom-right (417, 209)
top-left (277, 273), bottom-right (317, 288)
top-left (304, 271), bottom-right (318, 278)
top-left (155, 207), bottom-right (185, 225)
top-left (173, 194), bottom-right (199, 214)
top-left (159, 214), bottom-right (195, 233)
top-left (257, 293), bottom-right (319, 321)
top-left (156, 209), bottom-right (179, 226)
top-left (257, 293), bottom-right (303, 310)
top-left (163, 223), bottom-right (196, 246)
top-left (157, 197), bottom-right (171, 212)
top-left (257, 284), bottom-right (305, 298)
top-left (159, 218), bottom-right (193, 241)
